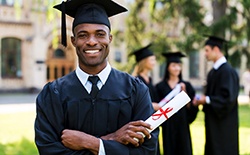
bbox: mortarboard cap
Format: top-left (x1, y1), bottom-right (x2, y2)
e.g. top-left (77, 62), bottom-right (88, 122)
top-left (162, 51), bottom-right (186, 63)
top-left (129, 44), bottom-right (154, 62)
top-left (53, 0), bottom-right (127, 47)
top-left (204, 35), bottom-right (227, 49)
top-left (204, 35), bottom-right (228, 58)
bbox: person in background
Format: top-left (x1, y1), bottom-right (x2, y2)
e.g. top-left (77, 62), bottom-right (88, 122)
top-left (130, 43), bottom-right (160, 111)
top-left (34, 0), bottom-right (159, 155)
top-left (130, 43), bottom-right (161, 155)
top-left (242, 67), bottom-right (250, 102)
top-left (193, 35), bottom-right (239, 155)
top-left (155, 51), bottom-right (198, 155)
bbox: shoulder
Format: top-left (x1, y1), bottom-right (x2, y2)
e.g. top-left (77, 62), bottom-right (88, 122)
top-left (42, 71), bottom-right (77, 93)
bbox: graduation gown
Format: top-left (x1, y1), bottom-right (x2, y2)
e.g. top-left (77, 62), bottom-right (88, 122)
top-left (203, 63), bottom-right (239, 155)
top-left (35, 68), bottom-right (159, 155)
top-left (137, 75), bottom-right (159, 102)
top-left (155, 80), bottom-right (198, 155)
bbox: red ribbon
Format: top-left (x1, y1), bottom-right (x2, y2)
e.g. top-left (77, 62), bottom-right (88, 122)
top-left (152, 107), bottom-right (173, 120)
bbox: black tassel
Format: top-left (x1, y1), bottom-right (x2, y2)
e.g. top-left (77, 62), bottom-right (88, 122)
top-left (61, 1), bottom-right (67, 47)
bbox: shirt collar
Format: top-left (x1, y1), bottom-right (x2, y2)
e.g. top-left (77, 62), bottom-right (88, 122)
top-left (213, 56), bottom-right (227, 70)
top-left (76, 62), bottom-right (111, 86)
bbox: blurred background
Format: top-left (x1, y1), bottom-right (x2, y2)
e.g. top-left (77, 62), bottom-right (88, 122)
top-left (0, 0), bottom-right (249, 154)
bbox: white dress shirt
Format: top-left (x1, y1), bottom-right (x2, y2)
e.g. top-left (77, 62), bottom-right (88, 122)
top-left (75, 63), bottom-right (111, 155)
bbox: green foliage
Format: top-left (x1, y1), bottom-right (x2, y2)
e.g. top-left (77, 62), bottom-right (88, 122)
top-left (239, 104), bottom-right (250, 128)
top-left (0, 138), bottom-right (38, 155)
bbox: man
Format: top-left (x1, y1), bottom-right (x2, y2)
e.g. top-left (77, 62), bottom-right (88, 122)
top-left (194, 36), bottom-right (239, 155)
top-left (34, 0), bottom-right (159, 155)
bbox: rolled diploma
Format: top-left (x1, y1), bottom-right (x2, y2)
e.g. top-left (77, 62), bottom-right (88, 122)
top-left (158, 84), bottom-right (181, 107)
top-left (134, 91), bottom-right (190, 141)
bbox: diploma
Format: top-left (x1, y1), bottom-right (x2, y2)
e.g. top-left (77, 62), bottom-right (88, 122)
top-left (134, 91), bottom-right (190, 142)
top-left (158, 84), bottom-right (181, 107)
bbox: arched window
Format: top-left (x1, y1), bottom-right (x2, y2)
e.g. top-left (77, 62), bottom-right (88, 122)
top-left (1, 37), bottom-right (22, 78)
top-left (53, 48), bottom-right (65, 58)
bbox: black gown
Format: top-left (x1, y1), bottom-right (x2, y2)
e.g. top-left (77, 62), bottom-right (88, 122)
top-left (137, 75), bottom-right (159, 102)
top-left (203, 63), bottom-right (239, 155)
top-left (35, 68), bottom-right (159, 155)
top-left (155, 80), bottom-right (198, 155)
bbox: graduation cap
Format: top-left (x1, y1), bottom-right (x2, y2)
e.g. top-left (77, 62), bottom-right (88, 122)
top-left (204, 35), bottom-right (229, 58)
top-left (162, 51), bottom-right (186, 63)
top-left (53, 0), bottom-right (127, 47)
top-left (129, 44), bottom-right (154, 62)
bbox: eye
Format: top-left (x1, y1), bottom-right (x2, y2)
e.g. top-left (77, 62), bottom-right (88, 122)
top-left (78, 33), bottom-right (88, 38)
top-left (96, 32), bottom-right (106, 37)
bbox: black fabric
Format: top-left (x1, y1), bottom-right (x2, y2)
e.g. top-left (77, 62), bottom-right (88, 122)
top-left (137, 75), bottom-right (158, 102)
top-left (35, 68), bottom-right (159, 155)
top-left (155, 80), bottom-right (198, 155)
top-left (162, 51), bottom-right (186, 63)
top-left (203, 63), bottom-right (239, 155)
top-left (130, 44), bottom-right (154, 62)
top-left (88, 76), bottom-right (99, 98)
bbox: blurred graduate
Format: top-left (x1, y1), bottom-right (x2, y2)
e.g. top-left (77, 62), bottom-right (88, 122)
top-left (155, 52), bottom-right (198, 155)
top-left (193, 36), bottom-right (239, 155)
top-left (130, 44), bottom-right (160, 111)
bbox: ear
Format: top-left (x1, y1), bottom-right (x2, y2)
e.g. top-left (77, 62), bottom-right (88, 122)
top-left (109, 34), bottom-right (113, 43)
top-left (71, 36), bottom-right (76, 47)
top-left (213, 46), bottom-right (221, 53)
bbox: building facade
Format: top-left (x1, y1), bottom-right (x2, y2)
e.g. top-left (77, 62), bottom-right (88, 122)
top-left (0, 0), bottom-right (246, 93)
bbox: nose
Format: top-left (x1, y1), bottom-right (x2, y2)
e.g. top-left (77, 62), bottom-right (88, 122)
top-left (86, 35), bottom-right (98, 46)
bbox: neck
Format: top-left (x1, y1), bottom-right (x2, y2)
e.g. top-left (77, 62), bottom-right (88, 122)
top-left (79, 61), bottom-right (107, 75)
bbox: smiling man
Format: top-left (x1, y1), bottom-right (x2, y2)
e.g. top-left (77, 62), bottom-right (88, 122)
top-left (34, 0), bottom-right (159, 155)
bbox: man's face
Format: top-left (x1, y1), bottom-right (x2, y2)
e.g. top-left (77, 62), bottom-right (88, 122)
top-left (71, 23), bottom-right (112, 69)
top-left (204, 45), bottom-right (217, 61)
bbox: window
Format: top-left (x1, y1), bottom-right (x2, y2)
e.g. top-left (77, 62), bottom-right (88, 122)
top-left (53, 48), bottom-right (65, 58)
top-left (114, 50), bottom-right (122, 63)
top-left (1, 37), bottom-right (22, 78)
top-left (0, 0), bottom-right (22, 6)
top-left (189, 51), bottom-right (199, 78)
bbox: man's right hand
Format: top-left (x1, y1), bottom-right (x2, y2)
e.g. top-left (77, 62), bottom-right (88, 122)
top-left (101, 120), bottom-right (152, 147)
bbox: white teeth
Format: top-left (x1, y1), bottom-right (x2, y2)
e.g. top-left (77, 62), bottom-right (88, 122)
top-left (85, 50), bottom-right (99, 54)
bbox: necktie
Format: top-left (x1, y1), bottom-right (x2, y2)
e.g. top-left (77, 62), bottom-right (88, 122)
top-left (88, 76), bottom-right (99, 98)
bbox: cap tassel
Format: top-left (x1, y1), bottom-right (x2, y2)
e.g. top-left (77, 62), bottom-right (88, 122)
top-left (61, 1), bottom-right (67, 47)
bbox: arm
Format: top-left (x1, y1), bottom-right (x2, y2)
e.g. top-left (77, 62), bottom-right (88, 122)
top-left (35, 83), bottom-right (91, 155)
top-left (183, 82), bottom-right (199, 124)
top-left (208, 69), bottom-right (239, 118)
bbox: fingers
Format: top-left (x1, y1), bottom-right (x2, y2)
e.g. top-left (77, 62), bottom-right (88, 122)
top-left (123, 121), bottom-right (152, 146)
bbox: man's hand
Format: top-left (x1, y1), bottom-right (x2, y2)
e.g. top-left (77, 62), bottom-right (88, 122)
top-left (193, 94), bottom-right (206, 106)
top-left (61, 129), bottom-right (99, 155)
top-left (101, 120), bottom-right (152, 147)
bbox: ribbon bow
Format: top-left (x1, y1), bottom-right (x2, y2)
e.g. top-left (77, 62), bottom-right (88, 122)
top-left (152, 107), bottom-right (173, 120)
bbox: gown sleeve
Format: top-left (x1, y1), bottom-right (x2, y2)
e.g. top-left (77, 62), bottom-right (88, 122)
top-left (102, 80), bottom-right (159, 155)
top-left (35, 82), bottom-right (90, 155)
top-left (184, 82), bottom-right (199, 124)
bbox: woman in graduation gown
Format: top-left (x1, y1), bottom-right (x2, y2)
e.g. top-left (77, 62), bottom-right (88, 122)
top-left (130, 44), bottom-right (160, 111)
top-left (155, 52), bottom-right (198, 155)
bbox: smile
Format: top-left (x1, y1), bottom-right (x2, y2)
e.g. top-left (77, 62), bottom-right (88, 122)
top-left (85, 50), bottom-right (100, 54)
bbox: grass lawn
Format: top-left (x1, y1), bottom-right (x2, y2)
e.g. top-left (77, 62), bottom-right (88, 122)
top-left (0, 104), bottom-right (249, 155)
